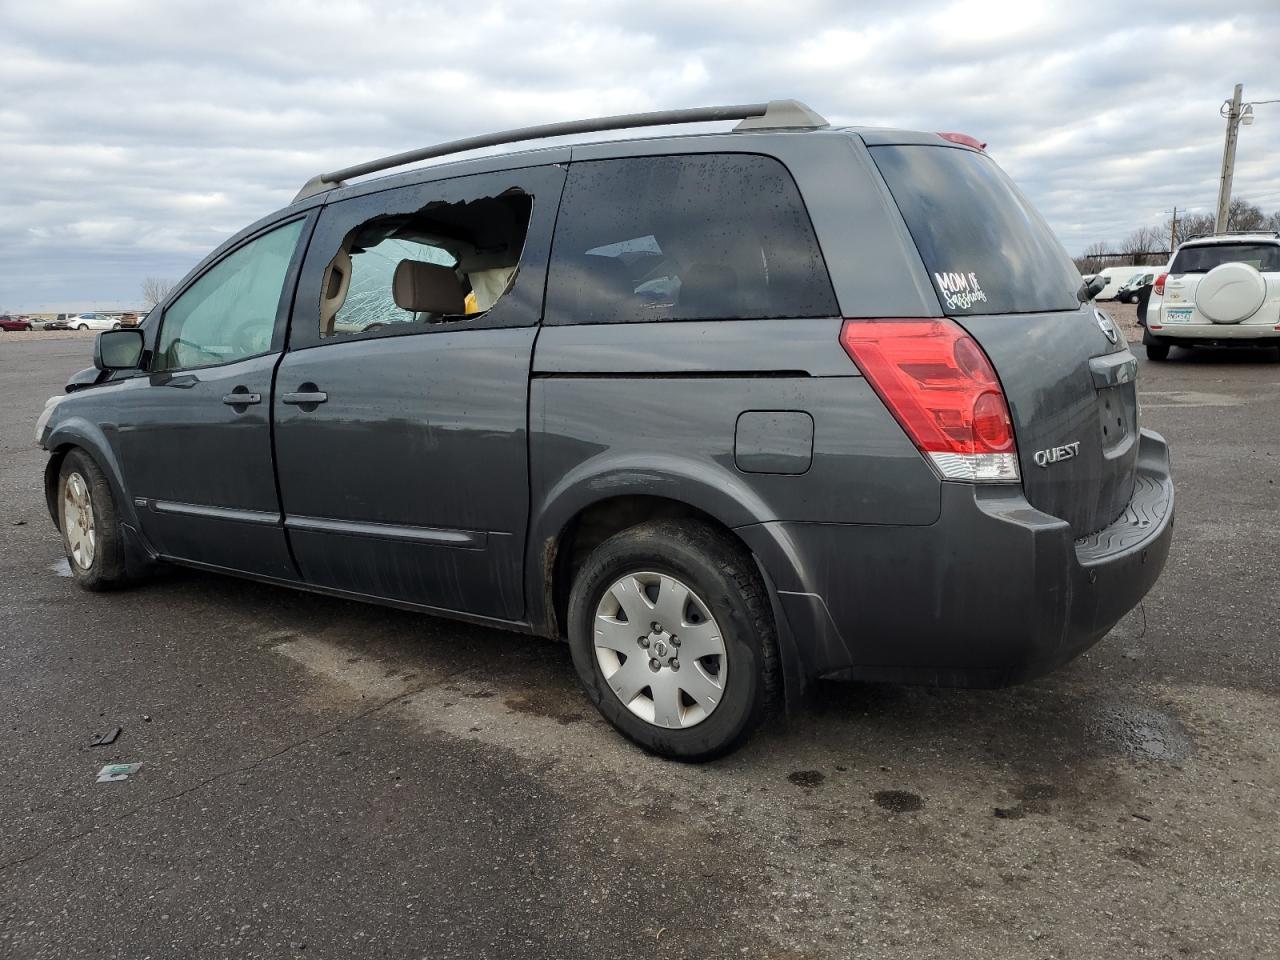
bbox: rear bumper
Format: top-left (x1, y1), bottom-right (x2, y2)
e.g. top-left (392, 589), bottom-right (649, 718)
top-left (738, 428), bottom-right (1174, 687)
top-left (1148, 321), bottom-right (1280, 342)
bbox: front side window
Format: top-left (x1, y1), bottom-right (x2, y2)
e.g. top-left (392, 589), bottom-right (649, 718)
top-left (318, 192), bottom-right (531, 338)
top-left (155, 219), bottom-right (303, 372)
top-left (546, 154), bottom-right (835, 325)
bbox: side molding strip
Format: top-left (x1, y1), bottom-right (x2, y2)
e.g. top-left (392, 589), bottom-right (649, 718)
top-left (284, 515), bottom-right (487, 549)
top-left (135, 498), bottom-right (281, 526)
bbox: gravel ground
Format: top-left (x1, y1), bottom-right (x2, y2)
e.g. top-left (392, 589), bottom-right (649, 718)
top-left (1, 329), bottom-right (97, 343)
top-left (1096, 300), bottom-right (1143, 342)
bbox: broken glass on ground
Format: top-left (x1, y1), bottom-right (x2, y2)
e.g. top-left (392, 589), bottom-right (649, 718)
top-left (96, 762), bottom-right (141, 783)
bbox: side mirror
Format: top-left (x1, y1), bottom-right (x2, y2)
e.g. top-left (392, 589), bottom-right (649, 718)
top-left (94, 329), bottom-right (145, 371)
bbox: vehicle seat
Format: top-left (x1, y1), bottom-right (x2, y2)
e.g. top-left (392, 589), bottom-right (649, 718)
top-left (393, 260), bottom-right (466, 317)
top-left (319, 248), bottom-right (352, 336)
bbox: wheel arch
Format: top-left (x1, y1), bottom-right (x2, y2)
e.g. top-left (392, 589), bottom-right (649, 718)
top-left (43, 420), bottom-right (138, 532)
top-left (526, 466), bottom-right (810, 709)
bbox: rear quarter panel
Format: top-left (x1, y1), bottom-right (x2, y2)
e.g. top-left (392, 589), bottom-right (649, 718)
top-left (525, 317), bottom-right (943, 632)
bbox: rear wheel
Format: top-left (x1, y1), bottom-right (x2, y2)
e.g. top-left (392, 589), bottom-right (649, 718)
top-left (567, 519), bottom-right (779, 761)
top-left (1146, 342), bottom-right (1170, 361)
top-left (58, 450), bottom-right (129, 590)
top-left (75, 323), bottom-right (88, 331)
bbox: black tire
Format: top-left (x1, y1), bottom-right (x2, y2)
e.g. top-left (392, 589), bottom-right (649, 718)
top-left (567, 519), bottom-right (779, 761)
top-left (57, 449), bottom-right (129, 590)
top-left (1146, 342), bottom-right (1170, 361)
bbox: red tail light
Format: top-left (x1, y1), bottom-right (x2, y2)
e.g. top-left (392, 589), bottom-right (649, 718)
top-left (839, 318), bottom-right (1019, 482)
top-left (1154, 273), bottom-right (1168, 296)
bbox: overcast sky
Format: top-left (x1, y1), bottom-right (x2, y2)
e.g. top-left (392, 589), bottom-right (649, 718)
top-left (2, 0), bottom-right (1279, 311)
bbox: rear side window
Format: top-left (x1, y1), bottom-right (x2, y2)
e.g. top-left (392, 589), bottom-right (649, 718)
top-left (1170, 242), bottom-right (1280, 274)
top-left (546, 154), bottom-right (835, 324)
top-left (869, 145), bottom-right (1081, 315)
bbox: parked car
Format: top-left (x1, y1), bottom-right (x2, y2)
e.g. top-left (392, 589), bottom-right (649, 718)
top-left (66, 312), bottom-right (121, 331)
top-left (1092, 265), bottom-right (1145, 301)
top-left (0, 315), bottom-right (34, 331)
top-left (1143, 232), bottom-right (1280, 360)
top-left (36, 100), bottom-right (1174, 759)
top-left (41, 315), bottom-right (72, 331)
top-left (1115, 271), bottom-right (1156, 303)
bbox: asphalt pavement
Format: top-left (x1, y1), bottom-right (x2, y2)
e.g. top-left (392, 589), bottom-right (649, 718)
top-left (2, 334), bottom-right (1278, 959)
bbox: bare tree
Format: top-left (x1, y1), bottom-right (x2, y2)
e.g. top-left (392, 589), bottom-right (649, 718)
top-left (1226, 198), bottom-right (1265, 232)
top-left (1076, 241), bottom-right (1113, 275)
top-left (1122, 225), bottom-right (1167, 265)
top-left (1163, 199), bottom-right (1272, 248)
top-left (141, 277), bottom-right (175, 309)
top-left (1165, 211), bottom-right (1214, 247)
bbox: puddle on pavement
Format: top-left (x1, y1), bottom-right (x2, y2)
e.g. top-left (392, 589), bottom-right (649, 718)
top-left (502, 692), bottom-right (584, 726)
top-left (787, 770), bottom-right (825, 788)
top-left (1089, 702), bottom-right (1195, 763)
top-left (50, 558), bottom-right (72, 577)
top-left (873, 789), bottom-right (924, 813)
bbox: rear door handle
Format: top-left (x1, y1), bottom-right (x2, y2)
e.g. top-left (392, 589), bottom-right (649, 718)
top-left (281, 390), bottom-right (328, 405)
top-left (222, 390), bottom-right (262, 406)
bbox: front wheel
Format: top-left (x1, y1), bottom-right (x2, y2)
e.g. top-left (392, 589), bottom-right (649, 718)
top-left (1146, 342), bottom-right (1170, 361)
top-left (58, 450), bottom-right (129, 590)
top-left (75, 324), bottom-right (88, 331)
top-left (567, 519), bottom-right (779, 761)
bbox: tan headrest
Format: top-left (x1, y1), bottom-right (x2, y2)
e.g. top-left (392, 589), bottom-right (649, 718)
top-left (393, 260), bottom-right (465, 314)
top-left (319, 248), bottom-right (352, 336)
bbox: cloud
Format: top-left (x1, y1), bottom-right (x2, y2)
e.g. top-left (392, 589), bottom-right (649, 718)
top-left (1, 0), bottom-right (1278, 309)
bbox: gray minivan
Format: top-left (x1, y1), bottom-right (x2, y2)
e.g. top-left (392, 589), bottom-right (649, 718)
top-left (38, 101), bottom-right (1174, 759)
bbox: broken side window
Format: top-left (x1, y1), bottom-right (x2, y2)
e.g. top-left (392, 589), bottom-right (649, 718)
top-left (318, 191), bottom-right (532, 338)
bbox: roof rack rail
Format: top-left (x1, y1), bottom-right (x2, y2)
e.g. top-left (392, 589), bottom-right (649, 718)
top-left (293, 99), bottom-right (828, 202)
top-left (1183, 229), bottom-right (1280, 242)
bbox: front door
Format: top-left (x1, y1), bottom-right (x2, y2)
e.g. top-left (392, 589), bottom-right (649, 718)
top-left (272, 165), bottom-right (565, 621)
top-left (115, 216), bottom-right (310, 578)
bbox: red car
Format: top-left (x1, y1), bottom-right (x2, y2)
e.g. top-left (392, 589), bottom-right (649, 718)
top-left (0, 315), bottom-right (33, 331)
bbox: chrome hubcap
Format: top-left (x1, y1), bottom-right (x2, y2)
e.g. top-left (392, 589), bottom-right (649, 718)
top-left (62, 472), bottom-right (96, 569)
top-left (593, 571), bottom-right (727, 729)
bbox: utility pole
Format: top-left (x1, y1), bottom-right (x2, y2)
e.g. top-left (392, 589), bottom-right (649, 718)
top-left (1169, 206), bottom-right (1178, 251)
top-left (1216, 83), bottom-right (1243, 233)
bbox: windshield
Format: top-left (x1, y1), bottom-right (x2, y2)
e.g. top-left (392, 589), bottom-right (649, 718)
top-left (868, 144), bottom-right (1081, 314)
top-left (1171, 242), bottom-right (1280, 274)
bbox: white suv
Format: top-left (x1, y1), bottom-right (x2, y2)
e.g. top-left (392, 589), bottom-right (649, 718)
top-left (1143, 232), bottom-right (1280, 360)
top-left (66, 312), bottom-right (121, 331)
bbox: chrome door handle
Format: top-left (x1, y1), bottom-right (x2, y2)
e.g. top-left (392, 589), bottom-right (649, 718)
top-left (281, 391), bottom-right (328, 405)
top-left (222, 391), bottom-right (262, 405)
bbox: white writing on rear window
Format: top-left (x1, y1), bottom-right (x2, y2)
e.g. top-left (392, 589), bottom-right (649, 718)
top-left (934, 271), bottom-right (989, 311)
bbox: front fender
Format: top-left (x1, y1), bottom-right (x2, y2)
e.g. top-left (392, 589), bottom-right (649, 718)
top-left (42, 414), bottom-right (140, 533)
